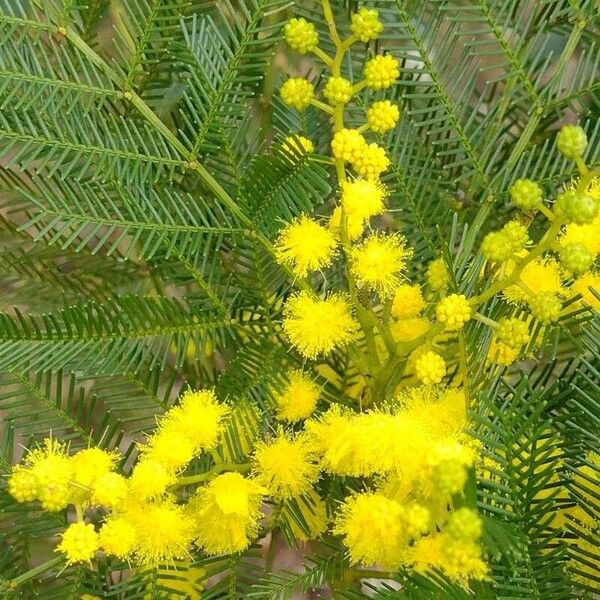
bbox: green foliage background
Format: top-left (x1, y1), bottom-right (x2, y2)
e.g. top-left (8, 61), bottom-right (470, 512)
top-left (0, 0), bottom-right (598, 598)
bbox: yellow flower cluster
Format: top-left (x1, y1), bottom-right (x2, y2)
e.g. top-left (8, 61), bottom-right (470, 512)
top-left (8, 389), bottom-right (237, 565)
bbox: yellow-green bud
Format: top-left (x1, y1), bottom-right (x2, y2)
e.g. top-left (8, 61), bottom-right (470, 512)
top-left (559, 243), bottom-right (594, 275)
top-left (366, 100), bottom-right (400, 133)
top-left (350, 7), bottom-right (383, 42)
top-left (496, 317), bottom-right (530, 348)
top-left (528, 292), bottom-right (562, 324)
top-left (323, 76), bottom-right (353, 105)
top-left (553, 189), bottom-right (598, 225)
top-left (556, 125), bottom-right (587, 159)
top-left (280, 78), bottom-right (314, 111)
top-left (509, 179), bottom-right (543, 210)
top-left (283, 18), bottom-right (319, 54)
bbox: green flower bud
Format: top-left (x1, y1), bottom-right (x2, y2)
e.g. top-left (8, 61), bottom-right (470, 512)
top-left (559, 243), bottom-right (594, 275)
top-left (496, 317), bottom-right (530, 348)
top-left (481, 221), bottom-right (528, 263)
top-left (509, 179), bottom-right (543, 210)
top-left (528, 292), bottom-right (562, 324)
top-left (556, 125), bottom-right (587, 159)
top-left (554, 190), bottom-right (598, 225)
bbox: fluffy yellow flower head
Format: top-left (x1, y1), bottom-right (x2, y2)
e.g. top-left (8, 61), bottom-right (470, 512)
top-left (22, 438), bottom-right (73, 512)
top-left (331, 128), bottom-right (367, 162)
top-left (503, 258), bottom-right (564, 303)
top-left (72, 447), bottom-right (118, 487)
top-left (414, 350), bottom-right (446, 385)
top-left (350, 7), bottom-right (383, 42)
top-left (57, 522), bottom-right (99, 564)
top-left (275, 371), bottom-right (320, 422)
top-left (129, 459), bottom-right (173, 499)
top-left (363, 54), bottom-right (400, 90)
top-left (352, 142), bottom-right (390, 180)
top-left (436, 293), bottom-right (472, 330)
top-left (283, 18), bottom-right (319, 54)
top-left (283, 291), bottom-right (358, 358)
top-left (91, 472), bottom-right (128, 509)
top-left (367, 100), bottom-right (400, 133)
top-left (129, 501), bottom-right (194, 566)
top-left (496, 317), bottom-right (530, 348)
top-left (323, 76), bottom-right (353, 105)
top-left (527, 292), bottom-right (562, 324)
top-left (391, 317), bottom-right (430, 342)
top-left (192, 473), bottom-right (265, 555)
top-left (427, 257), bottom-right (450, 291)
top-left (572, 273), bottom-right (600, 311)
top-left (99, 516), bottom-right (137, 558)
top-left (157, 389), bottom-right (229, 454)
top-left (140, 428), bottom-right (196, 473)
top-left (280, 78), bottom-right (314, 111)
top-left (275, 215), bottom-right (337, 277)
top-left (392, 284), bottom-right (425, 318)
top-left (282, 135), bottom-right (314, 155)
top-left (560, 212), bottom-right (600, 258)
top-left (350, 233), bottom-right (411, 299)
top-left (341, 178), bottom-right (386, 221)
top-left (334, 492), bottom-right (406, 569)
top-left (253, 432), bottom-right (319, 499)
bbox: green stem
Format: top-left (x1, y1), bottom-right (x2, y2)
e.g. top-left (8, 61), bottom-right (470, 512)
top-left (7, 557), bottom-right (63, 590)
top-left (312, 47), bottom-right (334, 67)
top-left (174, 462), bottom-right (252, 487)
top-left (321, 0), bottom-right (341, 46)
top-left (311, 98), bottom-right (335, 115)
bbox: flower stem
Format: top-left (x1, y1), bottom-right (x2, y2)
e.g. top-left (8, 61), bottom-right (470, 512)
top-left (174, 462), bottom-right (252, 487)
top-left (6, 557), bottom-right (62, 590)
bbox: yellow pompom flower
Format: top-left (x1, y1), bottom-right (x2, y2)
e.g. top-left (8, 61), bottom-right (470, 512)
top-left (323, 76), bottom-right (353, 105)
top-left (99, 516), bottom-right (138, 558)
top-left (391, 317), bottom-right (430, 342)
top-left (414, 350), bottom-right (446, 385)
top-left (282, 291), bottom-right (358, 358)
top-left (280, 78), bottom-right (314, 111)
top-left (350, 7), bottom-right (383, 42)
top-left (253, 432), bottom-right (319, 500)
top-left (329, 206), bottom-right (365, 240)
top-left (363, 54), bottom-right (400, 90)
top-left (57, 522), bottom-right (99, 564)
top-left (427, 257), bottom-right (450, 291)
top-left (282, 135), bottom-right (314, 155)
top-left (283, 18), bottom-right (319, 54)
top-left (366, 100), bottom-right (400, 133)
top-left (341, 178), bottom-right (386, 221)
top-left (161, 389), bottom-right (229, 451)
top-left (192, 472), bottom-right (265, 555)
top-left (334, 492), bottom-right (405, 569)
top-left (436, 293), bottom-right (472, 330)
top-left (275, 215), bottom-right (337, 277)
top-left (350, 234), bottom-right (411, 299)
top-left (140, 429), bottom-right (196, 473)
top-left (129, 459), bottom-right (173, 499)
top-left (503, 258), bottom-right (564, 303)
top-left (331, 128), bottom-right (367, 162)
top-left (24, 438), bottom-right (73, 512)
top-left (91, 472), bottom-right (128, 509)
top-left (352, 142), bottom-right (390, 180)
top-left (487, 338), bottom-right (520, 366)
top-left (7, 466), bottom-right (38, 503)
top-left (572, 273), bottom-right (600, 311)
top-left (129, 501), bottom-right (194, 565)
top-left (559, 212), bottom-right (600, 258)
top-left (392, 284), bottom-right (425, 318)
top-left (275, 371), bottom-right (320, 422)
top-left (71, 447), bottom-right (119, 494)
